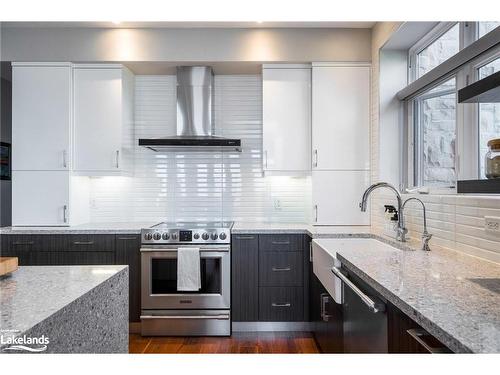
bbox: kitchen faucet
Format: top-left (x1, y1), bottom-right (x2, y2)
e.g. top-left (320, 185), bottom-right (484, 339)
top-left (359, 182), bottom-right (407, 242)
top-left (401, 197), bottom-right (432, 251)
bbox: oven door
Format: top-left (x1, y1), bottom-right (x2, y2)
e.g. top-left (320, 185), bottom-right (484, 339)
top-left (141, 245), bottom-right (230, 310)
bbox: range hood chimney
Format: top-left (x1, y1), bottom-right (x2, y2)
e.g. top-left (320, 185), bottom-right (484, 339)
top-left (139, 66), bottom-right (241, 152)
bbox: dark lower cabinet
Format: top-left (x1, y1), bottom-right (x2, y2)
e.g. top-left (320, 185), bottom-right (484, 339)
top-left (231, 234), bottom-right (259, 321)
top-left (115, 235), bottom-right (141, 322)
top-left (310, 273), bottom-right (343, 353)
top-left (387, 302), bottom-right (451, 353)
top-left (258, 286), bottom-right (304, 321)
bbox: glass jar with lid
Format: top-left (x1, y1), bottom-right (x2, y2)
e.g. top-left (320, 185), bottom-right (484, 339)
top-left (485, 138), bottom-right (500, 179)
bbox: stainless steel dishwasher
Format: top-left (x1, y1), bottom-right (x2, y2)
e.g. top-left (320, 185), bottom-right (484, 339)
top-left (332, 266), bottom-right (388, 353)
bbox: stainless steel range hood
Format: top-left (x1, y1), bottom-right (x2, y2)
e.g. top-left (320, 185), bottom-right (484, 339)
top-left (139, 66), bottom-right (241, 152)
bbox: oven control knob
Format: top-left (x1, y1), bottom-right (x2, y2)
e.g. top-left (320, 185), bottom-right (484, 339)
top-left (219, 232), bottom-right (227, 240)
top-left (193, 233), bottom-right (200, 240)
top-left (144, 232), bottom-right (153, 241)
top-left (153, 232), bottom-right (161, 240)
top-left (162, 232), bottom-right (170, 240)
top-left (171, 232), bottom-right (178, 240)
top-left (210, 232), bottom-right (218, 240)
top-left (202, 232), bottom-right (209, 240)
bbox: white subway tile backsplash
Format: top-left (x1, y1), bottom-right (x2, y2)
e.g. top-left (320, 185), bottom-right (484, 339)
top-left (89, 75), bottom-right (311, 223)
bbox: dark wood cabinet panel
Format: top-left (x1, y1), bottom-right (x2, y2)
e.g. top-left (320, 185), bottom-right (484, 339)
top-left (259, 286), bottom-right (304, 321)
top-left (387, 302), bottom-right (451, 353)
top-left (66, 234), bottom-right (116, 252)
top-left (259, 251), bottom-right (303, 287)
top-left (310, 273), bottom-right (343, 353)
top-left (259, 234), bottom-right (303, 252)
top-left (231, 235), bottom-right (259, 322)
top-left (115, 235), bottom-right (141, 322)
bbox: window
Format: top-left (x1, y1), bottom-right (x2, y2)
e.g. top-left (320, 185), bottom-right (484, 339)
top-left (478, 57), bottom-right (500, 178)
top-left (413, 78), bottom-right (457, 187)
top-left (404, 22), bottom-right (500, 190)
top-left (478, 22), bottom-right (500, 38)
top-left (416, 23), bottom-right (460, 79)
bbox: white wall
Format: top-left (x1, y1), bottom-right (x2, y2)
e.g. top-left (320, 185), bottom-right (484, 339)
top-left (1, 27), bottom-right (371, 63)
top-left (89, 75), bottom-right (311, 223)
top-left (371, 22), bottom-right (500, 263)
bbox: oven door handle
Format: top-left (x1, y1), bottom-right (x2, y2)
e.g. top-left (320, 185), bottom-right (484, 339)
top-left (140, 314), bottom-right (230, 320)
top-left (140, 247), bottom-right (229, 253)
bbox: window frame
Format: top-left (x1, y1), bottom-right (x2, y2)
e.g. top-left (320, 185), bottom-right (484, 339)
top-left (406, 73), bottom-right (460, 193)
top-left (408, 22), bottom-right (459, 83)
top-left (468, 47), bottom-right (500, 179)
top-left (403, 22), bottom-right (500, 193)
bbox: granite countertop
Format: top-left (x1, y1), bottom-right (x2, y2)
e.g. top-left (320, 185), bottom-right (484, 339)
top-left (0, 265), bottom-right (128, 343)
top-left (0, 222), bottom-right (157, 234)
top-left (318, 238), bottom-right (500, 353)
top-left (0, 221), bottom-right (373, 237)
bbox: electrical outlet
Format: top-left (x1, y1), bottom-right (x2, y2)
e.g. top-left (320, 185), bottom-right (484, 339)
top-left (273, 199), bottom-right (282, 211)
top-left (485, 216), bottom-right (500, 233)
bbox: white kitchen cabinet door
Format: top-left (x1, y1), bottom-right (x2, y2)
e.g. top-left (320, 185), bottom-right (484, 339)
top-left (312, 64), bottom-right (370, 171)
top-left (12, 171), bottom-right (70, 226)
top-left (312, 170), bottom-right (370, 225)
top-left (12, 63), bottom-right (72, 171)
top-left (73, 66), bottom-right (123, 174)
top-left (263, 66), bottom-right (311, 172)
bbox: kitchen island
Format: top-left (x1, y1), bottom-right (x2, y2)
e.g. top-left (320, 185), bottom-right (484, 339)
top-left (0, 265), bottom-right (128, 353)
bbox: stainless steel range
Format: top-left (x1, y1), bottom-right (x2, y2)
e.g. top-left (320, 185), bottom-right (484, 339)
top-left (140, 222), bottom-right (232, 336)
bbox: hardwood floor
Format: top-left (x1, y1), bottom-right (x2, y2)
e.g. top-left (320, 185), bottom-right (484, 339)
top-left (130, 332), bottom-right (319, 354)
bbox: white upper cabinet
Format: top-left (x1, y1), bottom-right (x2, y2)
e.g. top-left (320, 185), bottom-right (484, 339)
top-left (12, 63), bottom-right (72, 171)
top-left (312, 64), bottom-right (370, 171)
top-left (73, 64), bottom-right (134, 175)
top-left (263, 65), bottom-right (311, 173)
top-left (312, 170), bottom-right (370, 225)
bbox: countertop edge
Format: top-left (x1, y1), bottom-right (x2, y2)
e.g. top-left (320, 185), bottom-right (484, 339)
top-left (0, 265), bottom-right (129, 344)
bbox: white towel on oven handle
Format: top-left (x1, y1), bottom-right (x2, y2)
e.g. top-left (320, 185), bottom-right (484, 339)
top-left (177, 247), bottom-right (201, 291)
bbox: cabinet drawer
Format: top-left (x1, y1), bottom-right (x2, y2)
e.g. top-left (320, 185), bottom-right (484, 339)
top-left (259, 287), bottom-right (304, 321)
top-left (259, 234), bottom-right (303, 252)
top-left (66, 234), bottom-right (116, 252)
top-left (259, 252), bottom-right (303, 287)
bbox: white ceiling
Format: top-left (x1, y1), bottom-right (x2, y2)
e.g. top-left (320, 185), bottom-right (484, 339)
top-left (1, 21), bottom-right (375, 29)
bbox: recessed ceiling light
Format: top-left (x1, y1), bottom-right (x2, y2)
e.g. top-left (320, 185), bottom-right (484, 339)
top-left (256, 21), bottom-right (263, 24)
top-left (112, 21), bottom-right (121, 25)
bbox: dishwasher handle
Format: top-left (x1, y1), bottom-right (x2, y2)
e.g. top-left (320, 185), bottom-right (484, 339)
top-left (332, 266), bottom-right (385, 313)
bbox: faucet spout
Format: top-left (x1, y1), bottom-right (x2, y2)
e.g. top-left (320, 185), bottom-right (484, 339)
top-left (402, 197), bottom-right (432, 251)
top-left (359, 182), bottom-right (407, 242)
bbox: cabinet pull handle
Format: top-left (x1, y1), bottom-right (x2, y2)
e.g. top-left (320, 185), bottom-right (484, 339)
top-left (63, 150), bottom-right (67, 168)
top-left (271, 266), bottom-right (291, 272)
top-left (271, 303), bottom-right (291, 308)
top-left (314, 149), bottom-right (318, 167)
top-left (117, 236), bottom-right (138, 240)
top-left (271, 241), bottom-right (290, 245)
top-left (331, 267), bottom-right (385, 313)
top-left (236, 236), bottom-right (255, 240)
top-left (73, 241), bottom-right (94, 245)
top-left (264, 150), bottom-right (268, 169)
top-left (13, 241), bottom-right (34, 245)
top-left (115, 150), bottom-right (120, 169)
top-left (406, 329), bottom-right (450, 353)
top-left (314, 204), bottom-right (318, 222)
top-left (63, 205), bottom-right (68, 223)
top-left (320, 293), bottom-right (333, 322)
top-left (309, 242), bottom-right (313, 262)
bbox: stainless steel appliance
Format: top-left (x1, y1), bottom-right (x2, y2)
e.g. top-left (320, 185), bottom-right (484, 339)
top-left (138, 66), bottom-right (241, 152)
top-left (332, 266), bottom-right (388, 353)
top-left (140, 222), bottom-right (232, 336)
